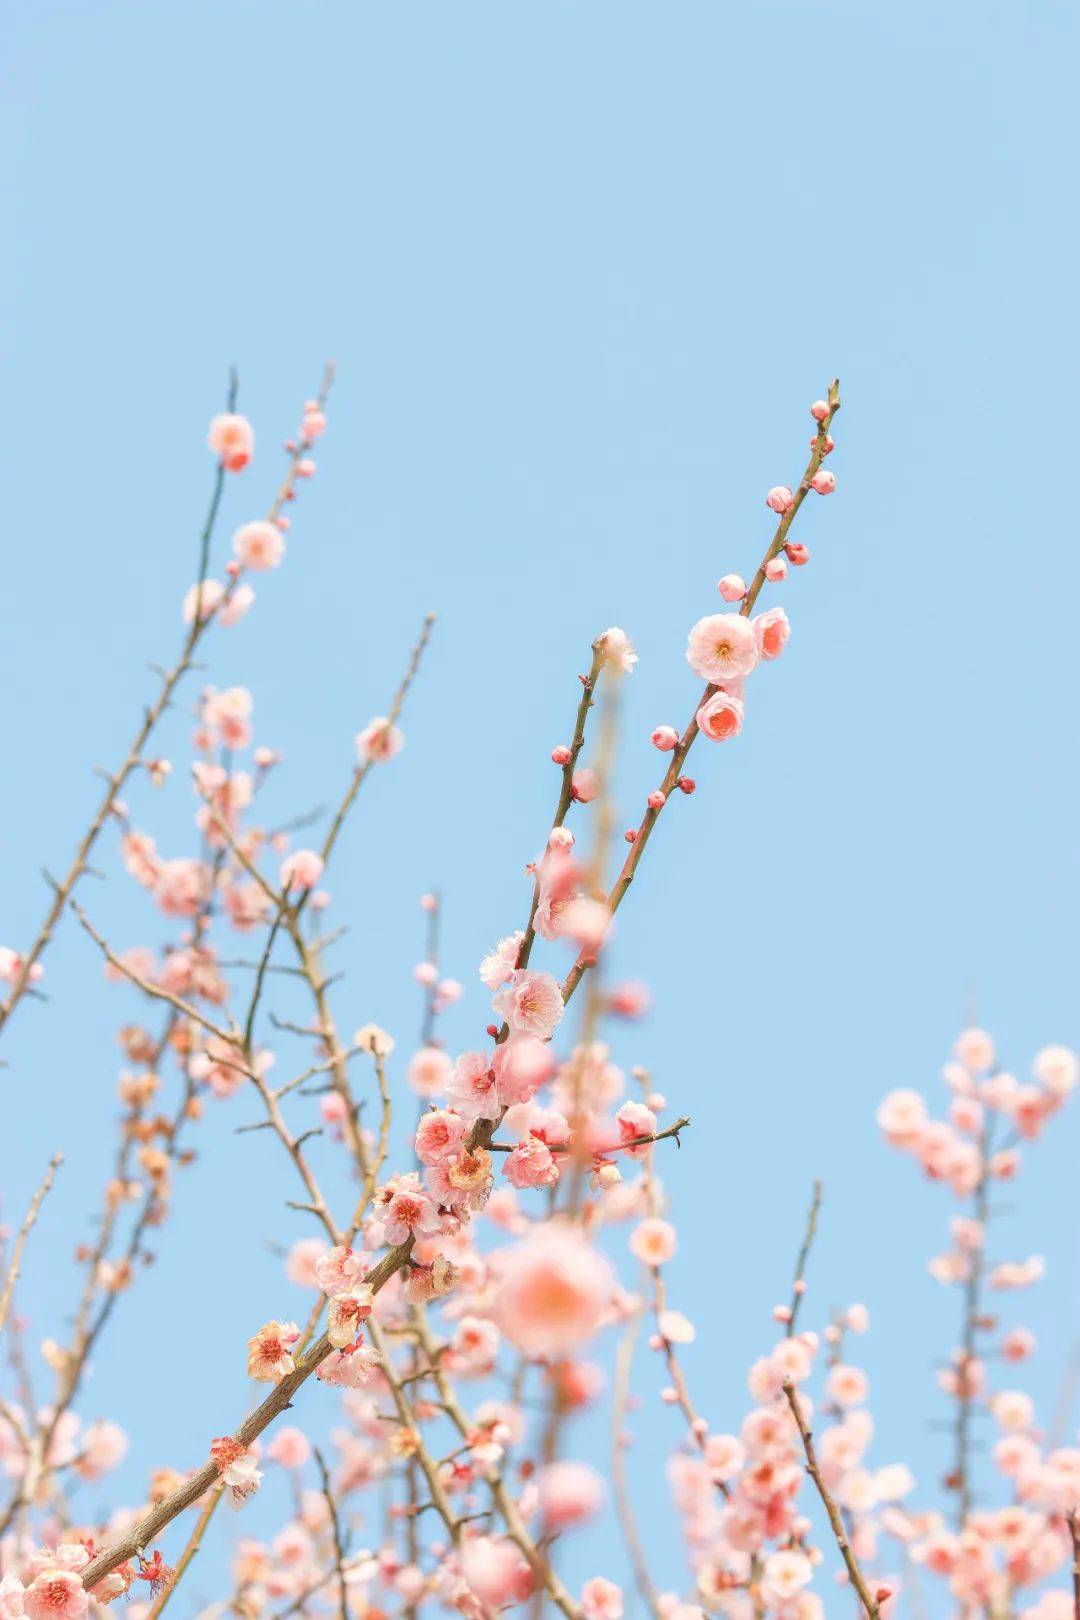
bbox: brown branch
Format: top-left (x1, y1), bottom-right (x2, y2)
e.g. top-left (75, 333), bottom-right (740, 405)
top-left (783, 1380), bottom-right (880, 1620)
top-left (314, 1447), bottom-right (349, 1620)
top-left (0, 1153), bottom-right (63, 1338)
top-left (561, 380), bottom-right (841, 1011)
top-left (786, 1180), bottom-right (823, 1336)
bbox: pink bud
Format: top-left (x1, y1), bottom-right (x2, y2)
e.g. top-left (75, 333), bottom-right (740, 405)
top-left (676, 777), bottom-right (696, 795)
top-left (572, 768), bottom-right (599, 803)
top-left (661, 1387), bottom-right (678, 1404)
top-left (765, 557), bottom-right (788, 582)
top-left (793, 1279), bottom-right (806, 1295)
top-left (785, 542), bottom-right (810, 566)
top-left (810, 400), bottom-right (830, 422)
top-left (821, 435), bottom-right (835, 455)
top-left (765, 485), bottom-right (793, 514)
top-left (296, 458), bottom-right (317, 478)
top-left (647, 790), bottom-right (666, 811)
top-left (811, 470), bottom-right (835, 495)
top-left (717, 573), bottom-right (747, 603)
top-left (624, 829), bottom-right (637, 843)
top-left (773, 1304), bottom-right (793, 1323)
top-left (650, 725), bottom-right (679, 752)
top-left (551, 745), bottom-right (572, 765)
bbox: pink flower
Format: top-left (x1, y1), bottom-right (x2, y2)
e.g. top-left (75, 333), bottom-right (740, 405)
top-left (537, 1461), bottom-right (605, 1530)
top-left (247, 1320), bottom-right (300, 1382)
top-left (717, 574), bottom-right (747, 603)
top-left (496, 1225), bottom-right (614, 1359)
top-left (493, 969), bottom-right (565, 1039)
top-left (1033, 1045), bottom-right (1078, 1097)
top-left (407, 1046), bottom-right (453, 1098)
top-left (327, 1286), bottom-right (374, 1349)
top-left (761, 1550), bottom-right (812, 1604)
top-left (572, 768), bottom-right (599, 803)
top-left (314, 1244), bottom-right (368, 1297)
top-left (696, 690), bottom-right (744, 742)
top-left (955, 1026), bottom-right (995, 1074)
top-left (876, 1088), bottom-right (928, 1147)
top-left (446, 1051), bottom-right (500, 1121)
top-left (596, 627), bottom-right (638, 674)
top-left (765, 485), bottom-right (793, 513)
top-left (460, 1539), bottom-right (534, 1609)
top-left (23, 1570), bottom-right (88, 1620)
top-left (266, 1426), bottom-right (311, 1467)
top-left (686, 614), bottom-right (759, 685)
top-left (651, 725), bottom-right (679, 751)
top-left (704, 1432), bottom-right (746, 1483)
top-left (826, 1364), bottom-right (869, 1407)
top-left (208, 412), bottom-right (254, 472)
top-left (378, 1173), bottom-right (443, 1245)
top-left (629, 1216), bottom-right (676, 1266)
top-left (581, 1579), bottom-right (623, 1620)
top-left (754, 606), bottom-right (790, 661)
top-left (356, 717), bottom-right (404, 764)
top-left (615, 1100), bottom-right (657, 1158)
top-left (182, 578), bottom-right (226, 624)
top-left (810, 469), bottom-right (836, 495)
top-left (479, 931), bottom-right (524, 989)
top-left (279, 849), bottom-right (324, 891)
top-left (504, 1136), bottom-right (559, 1189)
top-left (414, 1109), bottom-right (468, 1165)
top-left (232, 520), bottom-right (285, 571)
top-left (765, 556), bottom-right (787, 582)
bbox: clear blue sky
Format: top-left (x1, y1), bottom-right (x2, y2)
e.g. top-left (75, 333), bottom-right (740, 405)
top-left (2, 2), bottom-right (1078, 1612)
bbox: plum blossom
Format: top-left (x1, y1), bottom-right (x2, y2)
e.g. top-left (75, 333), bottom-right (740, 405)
top-left (356, 717), bottom-right (404, 764)
top-left (247, 1320), bottom-right (300, 1382)
top-left (496, 1225), bottom-right (614, 1359)
top-left (686, 613), bottom-right (759, 685)
top-left (492, 969), bottom-right (565, 1040)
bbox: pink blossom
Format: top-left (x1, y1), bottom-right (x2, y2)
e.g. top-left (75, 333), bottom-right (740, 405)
top-left (615, 1100), bottom-right (657, 1158)
top-left (403, 1046), bottom-right (450, 1099)
top-left (651, 725), bottom-right (680, 751)
top-left (718, 574), bottom-right (747, 602)
top-left (581, 1578), bottom-right (624, 1620)
top-left (826, 1364), bottom-right (869, 1407)
top-left (704, 1432), bottom-right (746, 1483)
top-left (446, 1051), bottom-right (500, 1121)
top-left (597, 627), bottom-right (638, 674)
top-left (314, 1244), bottom-right (368, 1297)
top-left (572, 768), bottom-right (599, 803)
top-left (1033, 1045), bottom-right (1078, 1096)
top-left (629, 1217), bottom-right (676, 1267)
top-left (247, 1320), bottom-right (300, 1382)
top-left (479, 931), bottom-right (524, 989)
top-left (415, 1109), bottom-right (469, 1165)
top-left (23, 1570), bottom-right (87, 1620)
top-left (460, 1538), bottom-right (534, 1609)
top-left (378, 1173), bottom-right (443, 1245)
top-left (496, 1225), bottom-right (614, 1359)
top-left (686, 613), bottom-right (759, 685)
top-left (504, 1136), bottom-right (559, 1189)
top-left (876, 1088), bottom-right (928, 1147)
top-left (328, 1286), bottom-right (374, 1349)
top-left (493, 969), bottom-right (565, 1040)
top-left (267, 1426), bottom-right (311, 1467)
top-left (765, 485), bottom-right (793, 513)
top-left (754, 605), bottom-right (790, 661)
top-left (279, 849), bottom-right (324, 891)
top-left (955, 1026), bottom-right (996, 1074)
top-left (810, 469), bottom-right (836, 495)
top-left (765, 556), bottom-right (787, 582)
top-left (356, 717), bottom-right (404, 764)
top-left (761, 1549), bottom-right (812, 1604)
top-left (537, 1461), bottom-right (605, 1530)
top-left (696, 689), bottom-right (744, 742)
top-left (182, 578), bottom-right (225, 624)
top-left (233, 520), bottom-right (284, 571)
top-left (208, 412), bottom-right (254, 471)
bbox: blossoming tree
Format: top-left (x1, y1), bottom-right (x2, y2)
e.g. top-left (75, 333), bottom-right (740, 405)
top-left (1, 375), bottom-right (1076, 1620)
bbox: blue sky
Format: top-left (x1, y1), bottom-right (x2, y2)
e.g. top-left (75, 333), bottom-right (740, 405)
top-left (2, 1), bottom-right (1079, 1612)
